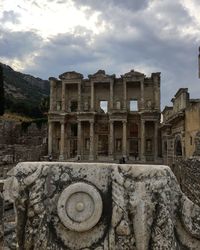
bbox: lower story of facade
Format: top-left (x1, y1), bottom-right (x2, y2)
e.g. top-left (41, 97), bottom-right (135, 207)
top-left (48, 113), bottom-right (161, 163)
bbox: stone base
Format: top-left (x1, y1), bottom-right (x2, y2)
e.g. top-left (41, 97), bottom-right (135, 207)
top-left (59, 154), bottom-right (64, 161)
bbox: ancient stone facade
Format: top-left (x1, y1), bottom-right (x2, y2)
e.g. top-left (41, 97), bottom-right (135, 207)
top-left (48, 70), bottom-right (161, 162)
top-left (161, 88), bottom-right (200, 165)
top-left (3, 162), bottom-right (200, 249)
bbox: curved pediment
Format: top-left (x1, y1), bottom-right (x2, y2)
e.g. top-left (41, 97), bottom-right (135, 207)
top-left (59, 71), bottom-right (83, 80)
top-left (88, 70), bottom-right (115, 80)
top-left (122, 69), bottom-right (145, 79)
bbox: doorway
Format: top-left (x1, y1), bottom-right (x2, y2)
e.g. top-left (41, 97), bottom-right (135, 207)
top-left (98, 135), bottom-right (108, 156)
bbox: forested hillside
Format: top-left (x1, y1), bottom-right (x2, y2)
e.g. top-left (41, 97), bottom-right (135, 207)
top-left (1, 63), bottom-right (49, 118)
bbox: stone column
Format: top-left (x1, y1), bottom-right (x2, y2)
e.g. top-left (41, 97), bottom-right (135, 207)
top-left (89, 121), bottom-right (94, 160)
top-left (152, 73), bottom-right (161, 111)
top-left (48, 121), bottom-right (53, 156)
top-left (78, 82), bottom-right (81, 112)
top-left (61, 82), bottom-right (66, 111)
top-left (154, 121), bottom-right (158, 162)
top-left (140, 80), bottom-right (144, 110)
top-left (50, 80), bottom-right (55, 111)
top-left (122, 120), bottom-right (127, 159)
top-left (91, 81), bottom-right (94, 111)
top-left (109, 121), bottom-right (114, 160)
top-left (77, 121), bottom-right (82, 160)
top-left (123, 79), bottom-right (127, 110)
top-left (141, 119), bottom-right (145, 162)
top-left (110, 79), bottom-right (114, 111)
top-left (154, 82), bottom-right (160, 111)
top-left (59, 121), bottom-right (65, 160)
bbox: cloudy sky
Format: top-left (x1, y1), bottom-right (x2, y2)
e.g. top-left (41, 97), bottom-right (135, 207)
top-left (0, 0), bottom-right (200, 108)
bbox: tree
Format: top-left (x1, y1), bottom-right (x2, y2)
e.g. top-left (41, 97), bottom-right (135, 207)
top-left (0, 64), bottom-right (5, 116)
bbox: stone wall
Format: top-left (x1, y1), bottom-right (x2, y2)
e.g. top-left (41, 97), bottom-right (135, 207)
top-left (0, 189), bottom-right (3, 249)
top-left (172, 158), bottom-right (200, 207)
top-left (0, 120), bottom-right (48, 178)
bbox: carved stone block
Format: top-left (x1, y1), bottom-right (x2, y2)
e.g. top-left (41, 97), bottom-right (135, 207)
top-left (3, 162), bottom-right (200, 249)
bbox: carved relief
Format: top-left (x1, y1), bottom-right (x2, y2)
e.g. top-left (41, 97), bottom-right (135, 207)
top-left (3, 162), bottom-right (200, 249)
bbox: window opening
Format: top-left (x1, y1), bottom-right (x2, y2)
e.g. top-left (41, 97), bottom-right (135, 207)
top-left (71, 124), bottom-right (77, 137)
top-left (70, 100), bottom-right (78, 112)
top-left (100, 101), bottom-right (108, 113)
top-left (130, 100), bottom-right (138, 111)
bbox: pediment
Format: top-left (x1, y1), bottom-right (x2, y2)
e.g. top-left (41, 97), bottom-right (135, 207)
top-left (59, 71), bottom-right (83, 80)
top-left (88, 70), bottom-right (115, 80)
top-left (122, 69), bottom-right (145, 79)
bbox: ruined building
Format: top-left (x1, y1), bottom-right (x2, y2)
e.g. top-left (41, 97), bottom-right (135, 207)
top-left (161, 88), bottom-right (200, 165)
top-left (48, 69), bottom-right (161, 162)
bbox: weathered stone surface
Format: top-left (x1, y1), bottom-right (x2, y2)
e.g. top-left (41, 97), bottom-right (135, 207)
top-left (173, 158), bottom-right (200, 207)
top-left (0, 190), bottom-right (4, 249)
top-left (3, 162), bottom-right (200, 249)
top-left (0, 120), bottom-right (47, 179)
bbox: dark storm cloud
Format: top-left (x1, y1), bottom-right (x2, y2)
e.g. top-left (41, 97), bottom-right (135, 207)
top-left (0, 11), bottom-right (20, 24)
top-left (0, 28), bottom-right (42, 59)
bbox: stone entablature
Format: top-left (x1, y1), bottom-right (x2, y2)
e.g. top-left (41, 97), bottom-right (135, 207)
top-left (48, 69), bottom-right (161, 162)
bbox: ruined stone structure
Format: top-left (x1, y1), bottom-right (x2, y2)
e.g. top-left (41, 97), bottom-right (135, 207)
top-left (0, 190), bottom-right (3, 249)
top-left (48, 70), bottom-right (161, 162)
top-left (3, 162), bottom-right (200, 249)
top-left (173, 159), bottom-right (200, 207)
top-left (0, 120), bottom-right (48, 178)
top-left (161, 88), bottom-right (200, 165)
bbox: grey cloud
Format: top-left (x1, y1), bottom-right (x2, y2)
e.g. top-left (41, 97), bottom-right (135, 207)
top-left (0, 11), bottom-right (20, 24)
top-left (73, 0), bottom-right (149, 11)
top-left (25, 29), bottom-right (99, 77)
top-left (0, 28), bottom-right (43, 59)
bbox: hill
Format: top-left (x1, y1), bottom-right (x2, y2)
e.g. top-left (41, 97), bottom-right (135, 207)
top-left (1, 63), bottom-right (50, 118)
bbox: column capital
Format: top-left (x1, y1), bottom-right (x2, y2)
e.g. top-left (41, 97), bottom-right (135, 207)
top-left (122, 120), bottom-right (127, 124)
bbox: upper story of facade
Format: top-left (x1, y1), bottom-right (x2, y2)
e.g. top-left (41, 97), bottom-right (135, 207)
top-left (49, 69), bottom-right (161, 115)
top-left (162, 88), bottom-right (190, 124)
